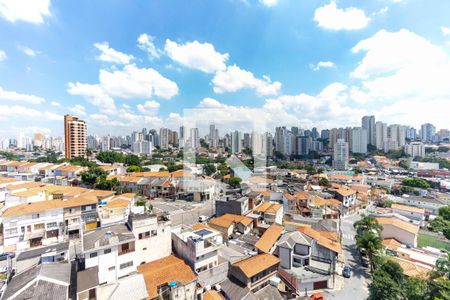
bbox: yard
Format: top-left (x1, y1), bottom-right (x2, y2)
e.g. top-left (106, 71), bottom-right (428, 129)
top-left (417, 233), bottom-right (450, 251)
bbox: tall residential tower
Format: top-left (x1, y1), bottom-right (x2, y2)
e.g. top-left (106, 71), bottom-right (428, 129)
top-left (64, 114), bottom-right (87, 159)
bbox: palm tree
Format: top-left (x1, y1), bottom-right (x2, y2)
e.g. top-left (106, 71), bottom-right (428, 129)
top-left (354, 216), bottom-right (383, 235)
top-left (433, 251), bottom-right (450, 278)
top-left (356, 230), bottom-right (383, 273)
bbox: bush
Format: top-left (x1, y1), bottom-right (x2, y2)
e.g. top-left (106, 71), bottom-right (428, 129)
top-left (127, 165), bottom-right (141, 173)
top-left (402, 178), bottom-right (430, 189)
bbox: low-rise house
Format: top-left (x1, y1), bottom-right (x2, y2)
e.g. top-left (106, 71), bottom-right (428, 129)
top-left (228, 253), bottom-right (280, 293)
top-left (128, 212), bottom-right (172, 265)
top-left (255, 223), bottom-right (284, 254)
top-left (208, 214), bottom-right (253, 238)
top-left (15, 242), bottom-right (69, 273)
top-left (391, 203), bottom-right (425, 223)
top-left (82, 224), bottom-right (136, 285)
top-left (253, 201), bottom-right (283, 225)
top-left (2, 263), bottom-right (71, 300)
top-left (327, 173), bottom-right (363, 184)
top-left (388, 194), bottom-right (448, 216)
top-left (376, 216), bottom-right (420, 247)
top-left (283, 191), bottom-right (310, 215)
top-left (390, 256), bottom-right (431, 278)
top-left (172, 224), bottom-right (223, 273)
top-left (99, 198), bottom-right (130, 227)
top-left (137, 255), bottom-right (198, 300)
top-left (215, 195), bottom-right (249, 217)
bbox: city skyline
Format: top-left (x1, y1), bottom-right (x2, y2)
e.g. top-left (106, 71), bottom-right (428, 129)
top-left (1, 1), bottom-right (450, 137)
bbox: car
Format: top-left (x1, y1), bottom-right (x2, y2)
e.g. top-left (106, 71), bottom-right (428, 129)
top-left (0, 252), bottom-right (15, 261)
top-left (198, 215), bottom-right (209, 223)
top-left (342, 265), bottom-right (351, 278)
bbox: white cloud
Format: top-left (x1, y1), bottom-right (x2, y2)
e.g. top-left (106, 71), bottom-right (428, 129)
top-left (212, 65), bottom-right (281, 96)
top-left (259, 0), bottom-right (278, 7)
top-left (98, 64), bottom-right (178, 99)
top-left (314, 1), bottom-right (370, 31)
top-left (70, 104), bottom-right (86, 116)
top-left (0, 104), bottom-right (60, 121)
top-left (310, 61), bottom-right (336, 71)
top-left (441, 26), bottom-right (450, 36)
top-left (17, 45), bottom-right (39, 57)
top-left (0, 86), bottom-right (45, 104)
top-left (67, 82), bottom-right (117, 114)
top-left (0, 0), bottom-right (51, 24)
top-left (165, 39), bottom-right (229, 73)
top-left (348, 29), bottom-right (450, 128)
top-left (50, 101), bottom-right (60, 107)
top-left (94, 42), bottom-right (134, 64)
top-left (0, 50), bottom-right (6, 61)
top-left (137, 100), bottom-right (160, 115)
top-left (137, 34), bottom-right (162, 60)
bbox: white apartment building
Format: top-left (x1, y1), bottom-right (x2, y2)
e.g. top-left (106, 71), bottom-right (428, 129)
top-left (333, 139), bottom-right (349, 170)
top-left (172, 225), bottom-right (223, 273)
top-left (375, 121), bottom-right (388, 150)
top-left (127, 213), bottom-right (172, 265)
top-left (83, 224), bottom-right (136, 284)
top-left (405, 142), bottom-right (426, 158)
top-left (351, 127), bottom-right (368, 154)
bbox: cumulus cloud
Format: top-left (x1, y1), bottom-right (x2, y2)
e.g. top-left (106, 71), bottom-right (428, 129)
top-left (0, 104), bottom-right (60, 121)
top-left (0, 50), bottom-right (6, 61)
top-left (0, 85), bottom-right (45, 104)
top-left (212, 65), bottom-right (281, 96)
top-left (67, 82), bottom-right (117, 115)
top-left (70, 104), bottom-right (86, 116)
top-left (314, 1), bottom-right (370, 31)
top-left (98, 64), bottom-right (178, 100)
top-left (50, 101), bottom-right (60, 107)
top-left (441, 26), bottom-right (450, 36)
top-left (94, 42), bottom-right (134, 64)
top-left (0, 0), bottom-right (51, 24)
top-left (165, 39), bottom-right (229, 73)
top-left (310, 61), bottom-right (336, 71)
top-left (137, 34), bottom-right (162, 60)
top-left (137, 100), bottom-right (160, 115)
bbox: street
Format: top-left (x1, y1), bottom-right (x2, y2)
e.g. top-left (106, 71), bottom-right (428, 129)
top-left (151, 199), bottom-right (215, 226)
top-left (324, 213), bottom-right (370, 300)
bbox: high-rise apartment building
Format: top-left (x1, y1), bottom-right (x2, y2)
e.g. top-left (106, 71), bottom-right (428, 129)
top-left (231, 130), bottom-right (242, 153)
top-left (362, 115), bottom-right (376, 146)
top-left (421, 123), bottom-right (436, 143)
top-left (375, 121), bottom-right (387, 150)
top-left (160, 127), bottom-right (170, 149)
top-left (405, 142), bottom-right (425, 158)
top-left (351, 127), bottom-right (368, 154)
top-left (64, 114), bottom-right (87, 159)
top-left (333, 139), bottom-right (349, 170)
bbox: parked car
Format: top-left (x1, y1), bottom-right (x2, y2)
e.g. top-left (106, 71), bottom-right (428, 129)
top-left (342, 265), bottom-right (351, 278)
top-left (198, 215), bottom-right (209, 223)
top-left (0, 253), bottom-right (15, 261)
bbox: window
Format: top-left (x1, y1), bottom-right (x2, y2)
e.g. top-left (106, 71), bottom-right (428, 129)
top-left (47, 222), bottom-right (57, 229)
top-left (108, 266), bottom-right (115, 271)
top-left (32, 213), bottom-right (40, 219)
top-left (139, 231), bottom-right (150, 239)
top-left (151, 230), bottom-right (157, 236)
top-left (34, 223), bottom-right (45, 230)
top-left (89, 252), bottom-right (97, 258)
top-left (104, 248), bottom-right (111, 254)
top-left (120, 261), bottom-right (133, 269)
top-left (5, 228), bottom-right (18, 236)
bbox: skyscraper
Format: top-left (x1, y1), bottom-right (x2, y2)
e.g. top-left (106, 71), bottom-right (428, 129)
top-left (231, 130), bottom-right (242, 153)
top-left (421, 123), bottom-right (436, 142)
top-left (160, 127), bottom-right (170, 149)
top-left (64, 114), bottom-right (87, 159)
top-left (375, 121), bottom-right (387, 150)
top-left (362, 115), bottom-right (376, 146)
top-left (333, 139), bottom-right (349, 170)
top-left (351, 127), bottom-right (368, 154)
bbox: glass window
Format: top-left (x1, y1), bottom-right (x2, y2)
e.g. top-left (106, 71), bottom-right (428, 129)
top-left (89, 252), bottom-right (97, 258)
top-left (104, 248), bottom-right (111, 254)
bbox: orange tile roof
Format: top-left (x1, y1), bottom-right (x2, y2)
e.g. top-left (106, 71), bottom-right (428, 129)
top-left (171, 170), bottom-right (194, 178)
top-left (376, 217), bottom-right (419, 234)
top-left (310, 196), bottom-right (341, 207)
top-left (390, 257), bottom-right (430, 278)
top-left (2, 197), bottom-right (98, 217)
top-left (392, 204), bottom-right (425, 214)
top-left (298, 227), bottom-right (342, 254)
top-left (209, 213), bottom-right (253, 229)
top-left (133, 171), bottom-right (170, 177)
top-left (232, 253), bottom-right (280, 278)
top-left (204, 290), bottom-right (224, 300)
top-left (137, 255), bottom-right (197, 299)
top-left (255, 224), bottom-right (284, 253)
top-left (105, 199), bottom-right (129, 209)
top-left (283, 191), bottom-right (309, 202)
top-left (0, 177), bottom-right (22, 184)
top-left (249, 176), bottom-right (274, 183)
top-left (119, 176), bottom-right (142, 183)
top-left (112, 193), bottom-right (136, 201)
top-left (254, 202), bottom-right (282, 214)
top-left (6, 182), bottom-right (46, 191)
top-left (383, 238), bottom-right (402, 250)
top-left (335, 188), bottom-right (356, 197)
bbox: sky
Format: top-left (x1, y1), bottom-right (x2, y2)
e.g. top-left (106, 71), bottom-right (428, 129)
top-left (0, 0), bottom-right (450, 138)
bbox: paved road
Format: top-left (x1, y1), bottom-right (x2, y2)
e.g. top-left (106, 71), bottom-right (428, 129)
top-left (159, 200), bottom-right (215, 226)
top-left (324, 213), bottom-right (370, 300)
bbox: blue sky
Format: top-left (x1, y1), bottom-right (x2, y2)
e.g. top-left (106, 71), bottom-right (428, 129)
top-left (0, 0), bottom-right (449, 137)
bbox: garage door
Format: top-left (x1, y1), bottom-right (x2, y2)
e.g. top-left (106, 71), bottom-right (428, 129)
top-left (313, 280), bottom-right (328, 290)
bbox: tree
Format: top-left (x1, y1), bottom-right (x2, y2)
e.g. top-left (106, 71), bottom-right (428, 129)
top-left (444, 227), bottom-right (450, 240)
top-left (434, 251), bottom-right (450, 278)
top-left (228, 177), bottom-right (242, 188)
top-left (402, 178), bottom-right (430, 189)
top-left (354, 216), bottom-right (383, 235)
top-left (404, 276), bottom-right (429, 300)
top-left (124, 154), bottom-right (141, 166)
top-left (203, 164), bottom-right (216, 176)
top-left (95, 177), bottom-right (119, 190)
top-left (377, 200), bottom-right (393, 208)
top-left (439, 206), bottom-right (450, 221)
top-left (127, 165), bottom-right (141, 173)
top-left (81, 166), bottom-right (107, 187)
top-left (318, 177), bottom-right (330, 187)
top-left (399, 160), bottom-right (410, 170)
top-left (369, 265), bottom-right (403, 300)
top-left (428, 216), bottom-right (450, 233)
top-left (356, 230), bottom-right (383, 273)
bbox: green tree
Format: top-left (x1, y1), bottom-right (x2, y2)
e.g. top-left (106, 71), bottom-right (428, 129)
top-left (369, 266), bottom-right (403, 300)
top-left (95, 177), bottom-right (119, 190)
top-left (318, 177), bottom-right (330, 187)
top-left (80, 166), bottom-right (107, 187)
top-left (428, 216), bottom-right (450, 233)
top-left (127, 165), bottom-right (141, 173)
top-left (228, 177), bottom-right (242, 188)
top-left (439, 206), bottom-right (450, 221)
top-left (354, 216), bottom-right (383, 235)
top-left (124, 154), bottom-right (141, 166)
top-left (203, 164), bottom-right (216, 176)
top-left (402, 178), bottom-right (430, 189)
top-left (434, 251), bottom-right (450, 278)
top-left (404, 276), bottom-right (429, 300)
top-left (356, 230), bottom-right (383, 273)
